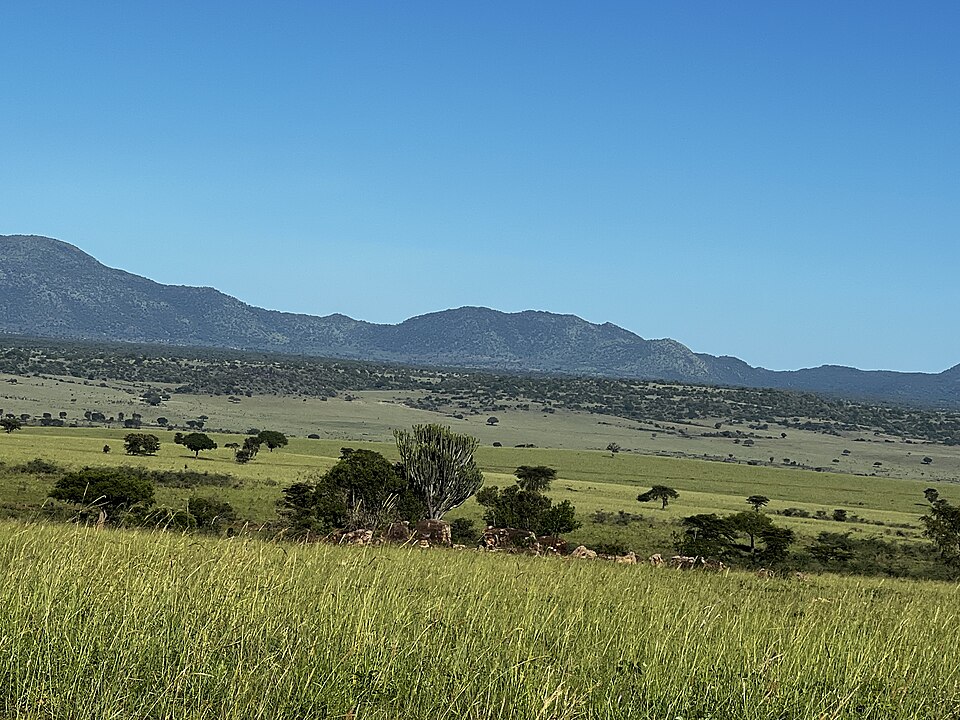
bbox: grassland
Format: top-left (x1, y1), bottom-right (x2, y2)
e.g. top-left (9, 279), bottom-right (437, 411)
top-left (2, 360), bottom-right (959, 573)
top-left (2, 352), bottom-right (960, 717)
top-left (1, 426), bottom-right (956, 566)
top-left (5, 370), bottom-right (960, 481)
top-left (2, 520), bottom-right (958, 719)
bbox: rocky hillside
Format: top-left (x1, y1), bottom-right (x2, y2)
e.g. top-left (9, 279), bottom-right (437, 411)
top-left (1, 234), bottom-right (957, 407)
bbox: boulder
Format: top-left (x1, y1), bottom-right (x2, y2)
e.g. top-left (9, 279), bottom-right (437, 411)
top-left (384, 521), bottom-right (413, 542)
top-left (536, 535), bottom-right (569, 555)
top-left (338, 529), bottom-right (374, 546)
top-left (571, 545), bottom-right (597, 560)
top-left (414, 519), bottom-right (451, 547)
top-left (668, 555), bottom-right (704, 570)
top-left (478, 527), bottom-right (538, 552)
top-left (614, 552), bottom-right (637, 565)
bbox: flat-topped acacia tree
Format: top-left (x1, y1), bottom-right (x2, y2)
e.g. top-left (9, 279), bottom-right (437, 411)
top-left (394, 424), bottom-right (483, 520)
top-left (257, 430), bottom-right (288, 452)
top-left (182, 432), bottom-right (217, 458)
top-left (638, 485), bottom-right (679, 510)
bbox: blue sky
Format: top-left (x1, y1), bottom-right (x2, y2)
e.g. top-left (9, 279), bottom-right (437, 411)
top-left (1, 2), bottom-right (957, 372)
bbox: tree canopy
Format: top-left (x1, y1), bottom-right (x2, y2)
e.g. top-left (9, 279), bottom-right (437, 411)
top-left (477, 464), bottom-right (578, 535)
top-left (0, 417), bottom-right (21, 433)
top-left (278, 448), bottom-right (424, 535)
top-left (637, 485), bottom-right (679, 510)
top-left (675, 511), bottom-right (794, 564)
top-left (49, 467), bottom-right (155, 519)
top-left (124, 433), bottom-right (160, 456)
top-left (257, 430), bottom-right (288, 452)
top-left (514, 465), bottom-right (556, 492)
top-left (182, 432), bottom-right (217, 458)
top-left (921, 493), bottom-right (960, 565)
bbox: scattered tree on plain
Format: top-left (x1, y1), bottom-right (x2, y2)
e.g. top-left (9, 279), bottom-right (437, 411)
top-left (235, 436), bottom-right (262, 464)
top-left (746, 495), bottom-right (770, 512)
top-left (476, 464), bottom-right (579, 535)
top-left (514, 465), bottom-right (557, 492)
top-left (257, 430), bottom-right (288, 452)
top-left (182, 432), bottom-right (217, 458)
top-left (0, 417), bottom-right (21, 433)
top-left (123, 433), bottom-right (160, 456)
top-left (726, 511), bottom-right (795, 563)
top-left (675, 511), bottom-right (794, 564)
top-left (278, 448), bottom-right (423, 535)
top-left (809, 532), bottom-right (855, 564)
top-left (921, 492), bottom-right (960, 564)
top-left (606, 442), bottom-right (621, 456)
top-left (394, 424), bottom-right (483, 520)
top-left (637, 485), bottom-right (679, 510)
top-left (674, 514), bottom-right (735, 558)
top-left (324, 447), bottom-right (422, 528)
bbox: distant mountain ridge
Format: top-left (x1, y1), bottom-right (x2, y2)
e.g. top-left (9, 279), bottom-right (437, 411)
top-left (2, 234), bottom-right (958, 408)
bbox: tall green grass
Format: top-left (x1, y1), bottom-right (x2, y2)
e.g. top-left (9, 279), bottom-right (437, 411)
top-left (1, 520), bottom-right (958, 719)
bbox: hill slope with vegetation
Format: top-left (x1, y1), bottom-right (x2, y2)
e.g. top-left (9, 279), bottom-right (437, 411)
top-left (1, 336), bottom-right (958, 445)
top-left (2, 235), bottom-right (958, 407)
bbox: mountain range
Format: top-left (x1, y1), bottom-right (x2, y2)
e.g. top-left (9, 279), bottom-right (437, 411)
top-left (1, 234), bottom-right (958, 408)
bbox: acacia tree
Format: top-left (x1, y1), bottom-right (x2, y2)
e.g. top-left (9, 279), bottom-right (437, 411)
top-left (235, 436), bottom-right (261, 464)
top-left (921, 493), bottom-right (960, 564)
top-left (0, 417), bottom-right (21, 433)
top-left (257, 430), bottom-right (288, 452)
top-left (746, 495), bottom-right (770, 512)
top-left (394, 424), bottom-right (483, 520)
top-left (637, 485), bottom-right (679, 510)
top-left (514, 465), bottom-right (557, 492)
top-left (182, 432), bottom-right (217, 458)
top-left (726, 511), bottom-right (795, 563)
top-left (124, 433), bottom-right (160, 456)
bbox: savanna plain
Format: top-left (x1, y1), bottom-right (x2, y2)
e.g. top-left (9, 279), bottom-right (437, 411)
top-left (1, 343), bottom-right (960, 719)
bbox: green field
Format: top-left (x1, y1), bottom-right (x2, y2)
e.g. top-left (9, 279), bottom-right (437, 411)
top-left (3, 373), bottom-right (960, 717)
top-left (1, 520), bottom-right (958, 719)
top-left (1, 425), bottom-right (956, 564)
top-left (4, 371), bottom-right (960, 483)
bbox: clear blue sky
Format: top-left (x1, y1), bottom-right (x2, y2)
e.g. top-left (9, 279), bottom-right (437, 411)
top-left (2, 2), bottom-right (957, 372)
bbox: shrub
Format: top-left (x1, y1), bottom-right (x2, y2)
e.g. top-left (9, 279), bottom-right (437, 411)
top-left (188, 496), bottom-right (237, 529)
top-left (594, 540), bottom-right (630, 556)
top-left (49, 467), bottom-right (155, 519)
top-left (450, 518), bottom-right (477, 545)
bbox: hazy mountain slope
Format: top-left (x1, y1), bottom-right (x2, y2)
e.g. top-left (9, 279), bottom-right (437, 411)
top-left (1, 234), bottom-right (957, 407)
top-left (0, 235), bottom-right (715, 378)
top-left (0, 235), bottom-right (375, 354)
